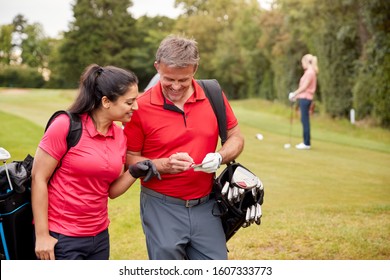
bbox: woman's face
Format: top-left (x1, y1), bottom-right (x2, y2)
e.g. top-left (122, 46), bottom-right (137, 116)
top-left (301, 58), bottom-right (309, 69)
top-left (301, 55), bottom-right (311, 70)
top-left (108, 84), bottom-right (139, 123)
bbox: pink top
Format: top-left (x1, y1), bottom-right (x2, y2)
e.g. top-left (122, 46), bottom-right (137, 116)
top-left (298, 68), bottom-right (317, 100)
top-left (124, 80), bottom-right (238, 200)
top-left (39, 113), bottom-right (127, 236)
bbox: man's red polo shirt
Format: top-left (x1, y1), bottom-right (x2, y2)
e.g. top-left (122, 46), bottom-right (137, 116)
top-left (124, 79), bottom-right (238, 200)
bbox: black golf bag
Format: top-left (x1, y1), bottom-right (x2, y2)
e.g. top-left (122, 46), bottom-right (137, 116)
top-left (197, 79), bottom-right (265, 242)
top-left (213, 162), bottom-right (264, 242)
top-left (0, 154), bottom-right (36, 260)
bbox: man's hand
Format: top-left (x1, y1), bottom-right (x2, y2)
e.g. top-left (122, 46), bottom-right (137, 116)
top-left (193, 153), bottom-right (222, 173)
top-left (128, 160), bottom-right (161, 182)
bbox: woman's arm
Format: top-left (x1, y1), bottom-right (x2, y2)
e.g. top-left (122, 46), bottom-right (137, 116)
top-left (31, 147), bottom-right (59, 260)
top-left (109, 159), bottom-right (161, 199)
top-left (108, 166), bottom-right (137, 199)
top-left (293, 69), bottom-right (315, 98)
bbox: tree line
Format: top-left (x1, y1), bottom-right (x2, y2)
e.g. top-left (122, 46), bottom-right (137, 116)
top-left (0, 0), bottom-right (389, 128)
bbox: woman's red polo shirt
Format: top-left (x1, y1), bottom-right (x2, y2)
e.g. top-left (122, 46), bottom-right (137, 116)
top-left (39, 113), bottom-right (126, 236)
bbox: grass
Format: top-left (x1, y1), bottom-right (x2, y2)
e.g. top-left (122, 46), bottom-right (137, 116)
top-left (1, 88), bottom-right (389, 260)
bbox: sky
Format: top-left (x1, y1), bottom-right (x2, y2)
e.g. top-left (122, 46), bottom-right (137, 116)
top-left (0, 0), bottom-right (183, 38)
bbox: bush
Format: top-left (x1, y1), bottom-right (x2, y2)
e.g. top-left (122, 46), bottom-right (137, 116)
top-left (0, 65), bottom-right (45, 88)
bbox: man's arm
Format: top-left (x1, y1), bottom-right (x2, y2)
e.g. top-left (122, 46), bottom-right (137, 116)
top-left (217, 124), bottom-right (244, 164)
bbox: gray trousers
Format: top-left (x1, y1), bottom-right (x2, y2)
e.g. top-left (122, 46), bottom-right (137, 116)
top-left (140, 186), bottom-right (228, 260)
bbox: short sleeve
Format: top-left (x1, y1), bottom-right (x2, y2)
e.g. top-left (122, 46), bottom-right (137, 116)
top-left (123, 112), bottom-right (145, 152)
top-left (39, 114), bottom-right (70, 161)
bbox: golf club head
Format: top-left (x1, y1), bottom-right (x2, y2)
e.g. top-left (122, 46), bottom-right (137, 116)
top-left (231, 166), bottom-right (258, 189)
top-left (284, 143), bottom-right (291, 149)
top-left (0, 147), bottom-right (11, 161)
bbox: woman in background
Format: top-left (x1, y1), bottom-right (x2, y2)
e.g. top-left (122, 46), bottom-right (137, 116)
top-left (289, 54), bottom-right (319, 150)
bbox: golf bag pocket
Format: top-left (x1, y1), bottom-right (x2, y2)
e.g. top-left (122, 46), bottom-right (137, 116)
top-left (212, 162), bottom-right (264, 242)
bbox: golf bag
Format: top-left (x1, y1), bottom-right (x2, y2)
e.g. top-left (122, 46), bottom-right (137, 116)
top-left (0, 154), bottom-right (36, 260)
top-left (0, 110), bottom-right (81, 260)
top-left (213, 162), bottom-right (264, 241)
top-left (198, 79), bottom-right (265, 242)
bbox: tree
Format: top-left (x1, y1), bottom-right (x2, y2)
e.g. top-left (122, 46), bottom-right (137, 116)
top-left (57, 0), bottom-right (138, 87)
top-left (310, 0), bottom-right (360, 118)
top-left (0, 14), bottom-right (53, 85)
top-left (211, 0), bottom-right (264, 99)
top-left (131, 16), bottom-right (176, 90)
top-left (174, 0), bottom-right (229, 79)
top-left (0, 24), bottom-right (13, 65)
top-left (174, 0), bottom-right (264, 99)
top-left (353, 0), bottom-right (390, 127)
top-left (20, 23), bottom-right (51, 69)
top-left (257, 0), bottom-right (307, 103)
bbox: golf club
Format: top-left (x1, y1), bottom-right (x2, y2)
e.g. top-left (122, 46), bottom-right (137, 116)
top-left (0, 147), bottom-right (13, 191)
top-left (284, 101), bottom-right (294, 149)
top-left (221, 181), bottom-right (230, 196)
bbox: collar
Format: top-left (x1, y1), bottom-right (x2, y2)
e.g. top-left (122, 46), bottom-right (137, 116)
top-left (150, 79), bottom-right (207, 107)
top-left (83, 113), bottom-right (115, 138)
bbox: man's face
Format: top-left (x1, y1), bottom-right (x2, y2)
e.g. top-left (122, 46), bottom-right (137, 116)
top-left (155, 62), bottom-right (196, 103)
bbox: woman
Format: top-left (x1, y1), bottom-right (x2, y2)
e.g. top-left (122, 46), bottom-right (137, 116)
top-left (289, 54), bottom-right (319, 150)
top-left (31, 64), bottom-right (159, 260)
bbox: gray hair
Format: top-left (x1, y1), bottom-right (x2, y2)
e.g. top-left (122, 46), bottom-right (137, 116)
top-left (155, 34), bottom-right (200, 68)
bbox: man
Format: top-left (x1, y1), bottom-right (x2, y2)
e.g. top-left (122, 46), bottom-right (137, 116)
top-left (124, 35), bottom-right (244, 260)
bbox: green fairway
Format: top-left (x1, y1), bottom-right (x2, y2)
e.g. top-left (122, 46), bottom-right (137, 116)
top-left (1, 88), bottom-right (389, 259)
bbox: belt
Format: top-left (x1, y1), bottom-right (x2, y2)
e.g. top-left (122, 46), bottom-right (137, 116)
top-left (141, 186), bottom-right (211, 208)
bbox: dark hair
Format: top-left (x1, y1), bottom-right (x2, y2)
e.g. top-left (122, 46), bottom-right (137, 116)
top-left (68, 64), bottom-right (138, 114)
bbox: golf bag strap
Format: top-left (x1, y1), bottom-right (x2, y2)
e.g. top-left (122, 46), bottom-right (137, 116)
top-left (197, 79), bottom-right (227, 146)
top-left (0, 222), bottom-right (10, 259)
top-left (45, 110), bottom-right (82, 152)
